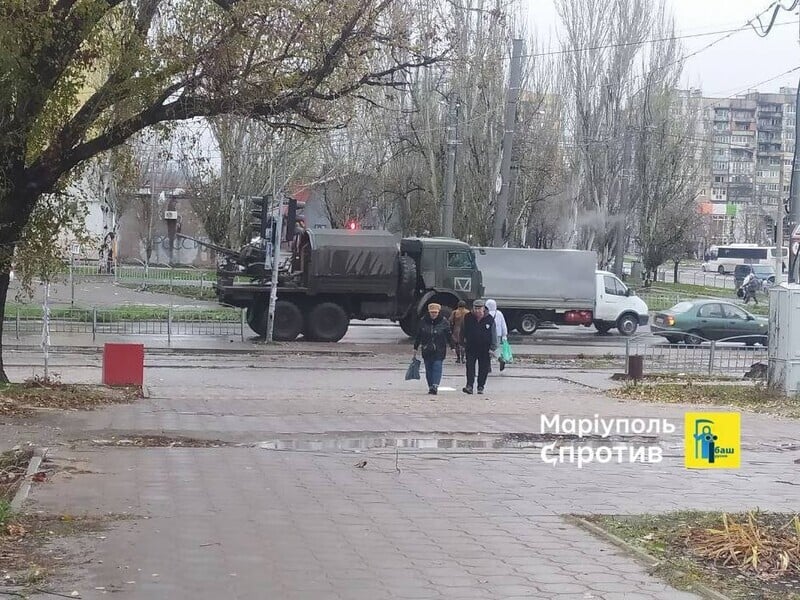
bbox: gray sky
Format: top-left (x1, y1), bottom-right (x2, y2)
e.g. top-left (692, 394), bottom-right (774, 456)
top-left (526, 0), bottom-right (800, 95)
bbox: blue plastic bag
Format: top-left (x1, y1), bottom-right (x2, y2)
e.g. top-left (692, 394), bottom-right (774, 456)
top-left (500, 340), bottom-right (513, 364)
top-left (405, 357), bottom-right (421, 380)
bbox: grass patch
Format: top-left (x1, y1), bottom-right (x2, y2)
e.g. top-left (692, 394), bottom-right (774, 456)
top-left (4, 303), bottom-right (239, 321)
top-left (585, 511), bottom-right (800, 600)
top-left (611, 382), bottom-right (800, 418)
top-left (117, 282), bottom-right (218, 301)
top-left (0, 381), bottom-right (141, 417)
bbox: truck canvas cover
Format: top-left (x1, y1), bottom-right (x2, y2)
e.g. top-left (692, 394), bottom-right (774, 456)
top-left (303, 230), bottom-right (399, 295)
top-left (474, 247), bottom-right (596, 310)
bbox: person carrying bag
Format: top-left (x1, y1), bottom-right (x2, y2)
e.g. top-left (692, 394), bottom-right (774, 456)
top-left (412, 303), bottom-right (453, 395)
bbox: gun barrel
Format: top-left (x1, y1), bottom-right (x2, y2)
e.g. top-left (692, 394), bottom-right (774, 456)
top-left (176, 234), bottom-right (240, 257)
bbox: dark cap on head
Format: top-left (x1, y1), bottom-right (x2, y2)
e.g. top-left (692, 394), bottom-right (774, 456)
top-left (457, 300), bottom-right (467, 308)
top-left (472, 299), bottom-right (485, 308)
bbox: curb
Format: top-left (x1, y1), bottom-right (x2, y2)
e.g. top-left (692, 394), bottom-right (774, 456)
top-left (566, 515), bottom-right (733, 600)
top-left (10, 447), bottom-right (48, 512)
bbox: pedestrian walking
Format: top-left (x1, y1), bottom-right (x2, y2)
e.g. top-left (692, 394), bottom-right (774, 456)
top-left (413, 303), bottom-right (453, 395)
top-left (449, 300), bottom-right (469, 364)
top-left (485, 299), bottom-right (509, 372)
top-left (460, 299), bottom-right (496, 395)
top-left (740, 272), bottom-right (760, 305)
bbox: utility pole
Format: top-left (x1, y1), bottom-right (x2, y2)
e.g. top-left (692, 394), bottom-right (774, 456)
top-left (788, 83), bottom-right (800, 281)
top-left (492, 38), bottom-right (524, 247)
top-left (776, 200), bottom-right (785, 284)
top-left (266, 212), bottom-right (281, 343)
top-left (442, 94), bottom-right (459, 238)
top-left (265, 149), bottom-right (281, 343)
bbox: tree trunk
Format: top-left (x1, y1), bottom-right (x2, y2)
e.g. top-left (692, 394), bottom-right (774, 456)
top-left (673, 259), bottom-right (680, 284)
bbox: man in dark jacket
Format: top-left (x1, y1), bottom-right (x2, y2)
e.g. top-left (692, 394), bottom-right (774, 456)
top-left (460, 299), bottom-right (496, 395)
top-left (413, 303), bottom-right (453, 395)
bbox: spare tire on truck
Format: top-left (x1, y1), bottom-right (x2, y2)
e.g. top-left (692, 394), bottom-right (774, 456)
top-left (398, 255), bottom-right (417, 301)
top-left (305, 302), bottom-right (350, 342)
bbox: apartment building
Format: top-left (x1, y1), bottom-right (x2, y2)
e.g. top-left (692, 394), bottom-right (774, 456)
top-left (696, 87), bottom-right (796, 244)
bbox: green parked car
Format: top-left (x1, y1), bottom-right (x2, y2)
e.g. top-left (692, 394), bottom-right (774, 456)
top-left (651, 299), bottom-right (768, 346)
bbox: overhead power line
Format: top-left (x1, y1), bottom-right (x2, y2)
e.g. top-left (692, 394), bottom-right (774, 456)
top-left (521, 20), bottom-right (796, 59)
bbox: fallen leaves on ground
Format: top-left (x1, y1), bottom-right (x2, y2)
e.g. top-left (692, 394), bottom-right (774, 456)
top-left (611, 382), bottom-right (800, 418)
top-left (0, 382), bottom-right (142, 416)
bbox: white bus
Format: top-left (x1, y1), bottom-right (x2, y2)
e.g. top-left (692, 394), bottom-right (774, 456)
top-left (702, 244), bottom-right (788, 274)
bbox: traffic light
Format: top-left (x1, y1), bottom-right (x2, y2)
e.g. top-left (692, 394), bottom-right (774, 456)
top-left (285, 198), bottom-right (306, 242)
top-left (346, 220), bottom-right (359, 231)
top-left (249, 195), bottom-right (271, 240)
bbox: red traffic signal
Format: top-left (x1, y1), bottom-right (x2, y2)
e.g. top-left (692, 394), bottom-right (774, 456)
top-left (347, 220), bottom-right (358, 230)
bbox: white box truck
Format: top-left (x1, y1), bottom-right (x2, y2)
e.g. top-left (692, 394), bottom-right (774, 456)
top-left (473, 247), bottom-right (649, 336)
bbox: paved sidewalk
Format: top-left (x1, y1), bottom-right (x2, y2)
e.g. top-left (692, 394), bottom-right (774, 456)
top-left (9, 356), bottom-right (797, 600)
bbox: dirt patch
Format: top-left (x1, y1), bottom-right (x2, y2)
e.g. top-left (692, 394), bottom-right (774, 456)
top-left (85, 435), bottom-right (233, 448)
top-left (0, 381), bottom-right (142, 417)
top-left (611, 382), bottom-right (800, 419)
top-left (585, 511), bottom-right (800, 600)
top-left (0, 512), bottom-right (128, 591)
top-left (0, 448), bottom-right (34, 505)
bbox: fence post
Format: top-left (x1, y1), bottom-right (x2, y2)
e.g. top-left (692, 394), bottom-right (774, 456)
top-left (240, 308), bottom-right (246, 342)
top-left (625, 338), bottom-right (631, 375)
top-left (167, 307), bottom-right (172, 345)
top-left (92, 307), bottom-right (97, 342)
top-left (15, 308), bottom-right (19, 340)
top-left (708, 340), bottom-right (716, 376)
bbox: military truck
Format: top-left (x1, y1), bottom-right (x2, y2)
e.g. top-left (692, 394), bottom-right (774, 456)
top-left (213, 229), bottom-right (483, 342)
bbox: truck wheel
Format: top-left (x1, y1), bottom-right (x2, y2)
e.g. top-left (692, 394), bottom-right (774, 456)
top-left (247, 302), bottom-right (266, 337)
top-left (594, 321), bottom-right (612, 334)
top-left (518, 313), bottom-right (538, 335)
top-left (272, 300), bottom-right (304, 341)
top-left (398, 256), bottom-right (417, 300)
top-left (399, 314), bottom-right (418, 337)
top-left (306, 302), bottom-right (350, 342)
top-left (616, 313), bottom-right (638, 336)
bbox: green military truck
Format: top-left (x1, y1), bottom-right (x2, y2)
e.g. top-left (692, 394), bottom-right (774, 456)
top-left (215, 229), bottom-right (483, 342)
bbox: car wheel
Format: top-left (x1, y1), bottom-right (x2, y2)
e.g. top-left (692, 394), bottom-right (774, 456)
top-left (616, 313), bottom-right (638, 336)
top-left (718, 266), bottom-right (725, 274)
top-left (684, 330), bottom-right (704, 346)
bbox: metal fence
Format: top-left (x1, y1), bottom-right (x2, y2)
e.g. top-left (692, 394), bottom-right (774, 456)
top-left (60, 259), bottom-right (216, 289)
top-left (625, 333), bottom-right (767, 377)
top-left (653, 268), bottom-right (736, 290)
top-left (5, 308), bottom-right (247, 343)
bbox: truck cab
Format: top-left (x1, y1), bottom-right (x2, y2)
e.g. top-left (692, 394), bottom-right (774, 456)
top-left (593, 270), bottom-right (649, 335)
top-left (397, 238), bottom-right (483, 335)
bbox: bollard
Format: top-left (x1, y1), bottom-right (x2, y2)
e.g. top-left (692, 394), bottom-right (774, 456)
top-left (627, 355), bottom-right (644, 381)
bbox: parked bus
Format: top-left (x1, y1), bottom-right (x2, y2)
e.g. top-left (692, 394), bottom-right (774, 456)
top-left (702, 244), bottom-right (788, 274)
